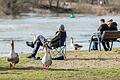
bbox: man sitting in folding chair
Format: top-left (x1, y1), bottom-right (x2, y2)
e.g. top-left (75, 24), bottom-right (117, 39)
top-left (26, 24), bottom-right (67, 60)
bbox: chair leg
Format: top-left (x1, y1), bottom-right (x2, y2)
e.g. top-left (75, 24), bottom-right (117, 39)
top-left (110, 41), bottom-right (113, 51)
top-left (98, 41), bottom-right (101, 51)
top-left (51, 46), bottom-right (66, 60)
top-left (61, 46), bottom-right (66, 59)
top-left (89, 41), bottom-right (92, 52)
top-left (64, 47), bottom-right (67, 59)
top-left (96, 35), bottom-right (101, 51)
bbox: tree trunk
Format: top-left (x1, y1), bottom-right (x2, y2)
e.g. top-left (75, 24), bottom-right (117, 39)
top-left (48, 0), bottom-right (53, 8)
top-left (105, 0), bottom-right (109, 6)
top-left (56, 0), bottom-right (60, 9)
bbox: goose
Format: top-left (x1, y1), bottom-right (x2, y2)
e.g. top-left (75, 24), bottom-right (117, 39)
top-left (42, 45), bottom-right (52, 69)
top-left (70, 37), bottom-right (83, 50)
top-left (7, 40), bottom-right (19, 68)
top-left (31, 33), bottom-right (36, 42)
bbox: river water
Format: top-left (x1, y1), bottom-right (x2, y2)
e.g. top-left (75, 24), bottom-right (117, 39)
top-left (0, 14), bottom-right (120, 54)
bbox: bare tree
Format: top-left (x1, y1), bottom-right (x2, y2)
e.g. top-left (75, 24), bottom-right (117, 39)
top-left (56, 0), bottom-right (65, 9)
top-left (0, 0), bottom-right (30, 16)
top-left (56, 0), bottom-right (60, 9)
top-left (104, 0), bottom-right (109, 5)
top-left (48, 0), bottom-right (53, 8)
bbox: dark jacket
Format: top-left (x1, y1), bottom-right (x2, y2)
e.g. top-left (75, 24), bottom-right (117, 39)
top-left (51, 31), bottom-right (67, 47)
top-left (98, 23), bottom-right (109, 35)
top-left (109, 22), bottom-right (118, 30)
top-left (109, 22), bottom-right (118, 41)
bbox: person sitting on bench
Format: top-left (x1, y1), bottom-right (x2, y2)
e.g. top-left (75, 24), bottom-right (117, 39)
top-left (92, 19), bottom-right (109, 51)
top-left (107, 19), bottom-right (118, 31)
top-left (92, 19), bottom-right (118, 51)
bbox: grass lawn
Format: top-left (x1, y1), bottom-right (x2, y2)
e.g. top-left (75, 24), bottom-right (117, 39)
top-left (1, 48), bottom-right (120, 80)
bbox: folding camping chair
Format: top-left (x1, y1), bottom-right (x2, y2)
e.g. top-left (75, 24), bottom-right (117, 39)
top-left (50, 41), bottom-right (66, 60)
top-left (49, 32), bottom-right (67, 60)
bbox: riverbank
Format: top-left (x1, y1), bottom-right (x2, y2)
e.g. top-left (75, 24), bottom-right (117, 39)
top-left (1, 3), bottom-right (120, 18)
top-left (1, 48), bottom-right (120, 80)
top-left (26, 4), bottom-right (120, 16)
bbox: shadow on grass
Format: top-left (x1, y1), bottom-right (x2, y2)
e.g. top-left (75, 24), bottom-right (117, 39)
top-left (0, 67), bottom-right (78, 72)
top-left (66, 57), bottom-right (116, 61)
top-left (0, 72), bottom-right (22, 74)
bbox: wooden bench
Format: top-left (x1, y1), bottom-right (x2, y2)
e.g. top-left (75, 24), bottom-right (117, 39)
top-left (89, 31), bottom-right (120, 51)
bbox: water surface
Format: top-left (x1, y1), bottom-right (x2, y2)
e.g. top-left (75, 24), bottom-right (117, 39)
top-left (0, 15), bottom-right (120, 54)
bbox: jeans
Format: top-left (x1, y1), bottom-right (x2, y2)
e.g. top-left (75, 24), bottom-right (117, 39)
top-left (92, 41), bottom-right (98, 50)
top-left (91, 37), bottom-right (98, 50)
top-left (92, 41), bottom-right (110, 51)
top-left (102, 41), bottom-right (110, 51)
top-left (31, 35), bottom-right (47, 57)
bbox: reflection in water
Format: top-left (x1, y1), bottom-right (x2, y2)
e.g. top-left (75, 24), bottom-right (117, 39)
top-left (0, 15), bottom-right (120, 53)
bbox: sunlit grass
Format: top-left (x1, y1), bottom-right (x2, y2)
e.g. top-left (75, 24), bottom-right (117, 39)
top-left (1, 48), bottom-right (120, 80)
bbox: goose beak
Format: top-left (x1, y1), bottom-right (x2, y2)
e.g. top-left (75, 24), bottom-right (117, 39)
top-left (70, 37), bottom-right (73, 40)
top-left (31, 33), bottom-right (35, 36)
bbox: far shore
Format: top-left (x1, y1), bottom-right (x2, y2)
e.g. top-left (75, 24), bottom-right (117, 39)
top-left (0, 12), bottom-right (120, 19)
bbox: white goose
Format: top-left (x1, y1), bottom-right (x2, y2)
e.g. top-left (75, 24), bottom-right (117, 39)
top-left (7, 40), bottom-right (19, 68)
top-left (42, 45), bottom-right (52, 69)
top-left (70, 37), bottom-right (83, 50)
top-left (31, 33), bottom-right (36, 42)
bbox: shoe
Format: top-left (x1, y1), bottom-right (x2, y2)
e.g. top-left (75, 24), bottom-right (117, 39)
top-left (105, 48), bottom-right (109, 51)
top-left (27, 55), bottom-right (35, 58)
top-left (33, 57), bottom-right (41, 60)
top-left (26, 41), bottom-right (34, 48)
top-left (91, 48), bottom-right (98, 50)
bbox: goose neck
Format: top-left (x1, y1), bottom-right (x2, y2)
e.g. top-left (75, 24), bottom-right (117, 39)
top-left (11, 44), bottom-right (15, 53)
top-left (45, 52), bottom-right (48, 56)
top-left (44, 48), bottom-right (49, 56)
top-left (71, 38), bottom-right (73, 44)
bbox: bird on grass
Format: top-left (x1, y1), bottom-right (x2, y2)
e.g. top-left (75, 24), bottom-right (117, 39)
top-left (42, 44), bottom-right (52, 69)
top-left (7, 40), bottom-right (19, 68)
top-left (70, 37), bottom-right (83, 50)
top-left (31, 33), bottom-right (36, 42)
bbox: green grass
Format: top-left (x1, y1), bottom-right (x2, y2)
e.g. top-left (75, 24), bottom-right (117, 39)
top-left (1, 49), bottom-right (120, 80)
top-left (1, 66), bottom-right (120, 80)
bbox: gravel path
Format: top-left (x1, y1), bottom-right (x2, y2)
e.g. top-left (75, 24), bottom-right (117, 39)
top-left (24, 52), bottom-right (120, 69)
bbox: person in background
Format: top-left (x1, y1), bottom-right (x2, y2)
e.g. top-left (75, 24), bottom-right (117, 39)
top-left (92, 19), bottom-right (109, 51)
top-left (26, 24), bottom-right (67, 59)
top-left (107, 19), bottom-right (118, 41)
top-left (107, 19), bottom-right (118, 31)
top-left (98, 19), bottom-right (110, 51)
